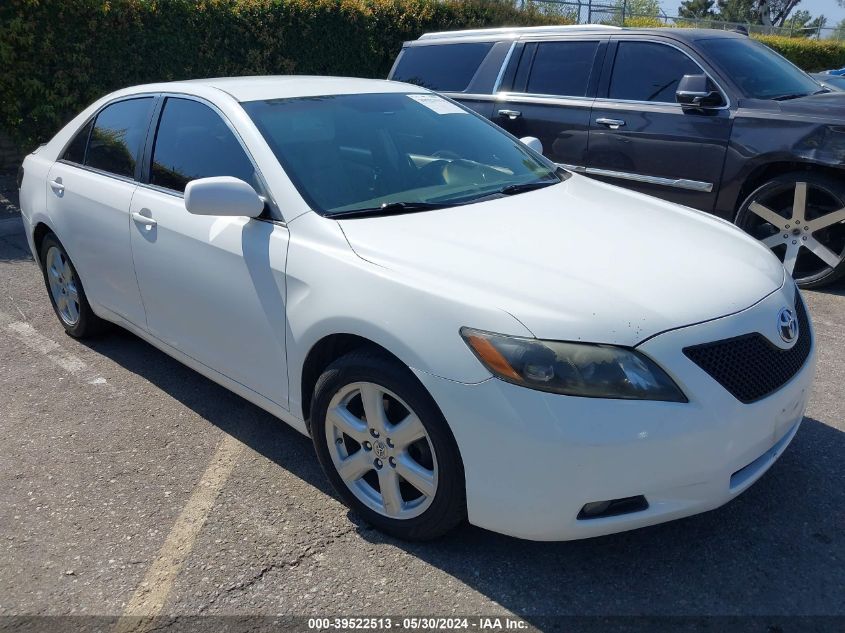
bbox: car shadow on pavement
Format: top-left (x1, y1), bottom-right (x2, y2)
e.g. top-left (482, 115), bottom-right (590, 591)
top-left (82, 329), bottom-right (843, 621)
top-left (82, 328), bottom-right (335, 500)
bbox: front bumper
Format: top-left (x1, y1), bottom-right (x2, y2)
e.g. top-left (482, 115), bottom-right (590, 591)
top-left (416, 284), bottom-right (816, 541)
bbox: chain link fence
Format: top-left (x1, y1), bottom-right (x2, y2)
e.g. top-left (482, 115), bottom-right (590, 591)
top-left (521, 0), bottom-right (844, 40)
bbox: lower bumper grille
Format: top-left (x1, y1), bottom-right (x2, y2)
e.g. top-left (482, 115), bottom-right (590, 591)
top-left (683, 291), bottom-right (811, 404)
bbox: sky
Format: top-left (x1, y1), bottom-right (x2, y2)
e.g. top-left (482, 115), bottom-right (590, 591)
top-left (799, 0), bottom-right (845, 23)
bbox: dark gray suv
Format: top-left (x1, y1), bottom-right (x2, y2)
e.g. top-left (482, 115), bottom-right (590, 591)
top-left (389, 26), bottom-right (845, 287)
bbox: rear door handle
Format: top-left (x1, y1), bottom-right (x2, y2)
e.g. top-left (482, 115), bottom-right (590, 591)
top-left (49, 178), bottom-right (64, 195)
top-left (498, 109), bottom-right (522, 120)
top-left (596, 118), bottom-right (626, 130)
top-left (132, 211), bottom-right (157, 230)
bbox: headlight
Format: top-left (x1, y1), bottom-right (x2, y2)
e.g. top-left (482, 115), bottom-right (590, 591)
top-left (460, 327), bottom-right (687, 402)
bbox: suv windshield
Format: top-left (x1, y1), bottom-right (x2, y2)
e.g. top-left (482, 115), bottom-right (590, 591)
top-left (698, 38), bottom-right (821, 100)
top-left (242, 93), bottom-right (559, 216)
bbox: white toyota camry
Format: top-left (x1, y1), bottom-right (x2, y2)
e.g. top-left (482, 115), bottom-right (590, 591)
top-left (19, 77), bottom-right (816, 540)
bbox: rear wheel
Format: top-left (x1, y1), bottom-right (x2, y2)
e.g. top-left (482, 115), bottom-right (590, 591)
top-left (736, 172), bottom-right (845, 288)
top-left (39, 233), bottom-right (105, 338)
top-left (311, 350), bottom-right (465, 540)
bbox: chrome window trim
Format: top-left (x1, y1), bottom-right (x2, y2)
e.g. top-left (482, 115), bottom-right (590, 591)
top-left (54, 159), bottom-right (139, 186)
top-left (560, 163), bottom-right (713, 193)
top-left (492, 41), bottom-right (517, 93)
top-left (493, 92), bottom-right (595, 106)
top-left (602, 38), bottom-right (731, 110)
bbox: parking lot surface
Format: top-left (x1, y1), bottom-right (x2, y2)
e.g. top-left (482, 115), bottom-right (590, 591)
top-left (0, 201), bottom-right (843, 629)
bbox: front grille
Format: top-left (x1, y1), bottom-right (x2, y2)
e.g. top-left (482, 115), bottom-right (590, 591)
top-left (683, 292), bottom-right (811, 404)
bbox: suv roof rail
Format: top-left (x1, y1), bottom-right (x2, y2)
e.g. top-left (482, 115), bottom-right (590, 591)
top-left (418, 24), bottom-right (622, 41)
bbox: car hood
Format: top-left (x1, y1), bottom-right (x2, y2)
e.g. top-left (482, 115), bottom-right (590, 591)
top-left (337, 175), bottom-right (785, 346)
top-left (777, 91), bottom-right (845, 118)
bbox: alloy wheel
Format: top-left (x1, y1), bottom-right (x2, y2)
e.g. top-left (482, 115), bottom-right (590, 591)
top-left (740, 180), bottom-right (845, 283)
top-left (45, 246), bottom-right (81, 326)
top-left (325, 381), bottom-right (438, 520)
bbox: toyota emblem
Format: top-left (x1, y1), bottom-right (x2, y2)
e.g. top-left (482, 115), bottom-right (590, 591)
top-left (778, 307), bottom-right (799, 344)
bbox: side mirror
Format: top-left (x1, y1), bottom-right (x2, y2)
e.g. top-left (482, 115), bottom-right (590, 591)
top-left (519, 136), bottom-right (543, 154)
top-left (676, 74), bottom-right (724, 109)
top-left (184, 177), bottom-right (264, 218)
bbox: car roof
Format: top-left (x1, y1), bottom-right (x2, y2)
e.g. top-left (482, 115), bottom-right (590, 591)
top-left (415, 25), bottom-right (747, 43)
top-left (118, 76), bottom-right (417, 103)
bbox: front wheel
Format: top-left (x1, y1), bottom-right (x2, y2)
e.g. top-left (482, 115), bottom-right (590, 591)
top-left (311, 350), bottom-right (465, 540)
top-left (735, 172), bottom-right (845, 288)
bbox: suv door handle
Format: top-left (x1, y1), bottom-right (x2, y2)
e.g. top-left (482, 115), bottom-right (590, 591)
top-left (596, 118), bottom-right (626, 130)
top-left (498, 109), bottom-right (522, 120)
top-left (132, 211), bottom-right (157, 230)
top-left (49, 178), bottom-right (64, 195)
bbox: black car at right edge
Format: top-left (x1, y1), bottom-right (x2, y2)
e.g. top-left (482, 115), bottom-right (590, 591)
top-left (389, 25), bottom-right (845, 287)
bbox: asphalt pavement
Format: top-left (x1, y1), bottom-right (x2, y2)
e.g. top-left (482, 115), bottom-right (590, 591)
top-left (0, 209), bottom-right (843, 631)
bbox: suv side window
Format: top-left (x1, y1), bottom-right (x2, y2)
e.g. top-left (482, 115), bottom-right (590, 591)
top-left (85, 98), bottom-right (155, 178)
top-left (391, 43), bottom-right (494, 91)
top-left (150, 97), bottom-right (257, 193)
top-left (525, 40), bottom-right (599, 98)
top-left (609, 41), bottom-right (701, 103)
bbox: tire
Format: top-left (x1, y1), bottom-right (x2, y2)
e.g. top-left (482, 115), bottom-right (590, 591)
top-left (735, 171), bottom-right (845, 289)
top-left (39, 233), bottom-right (106, 338)
top-left (311, 350), bottom-right (466, 540)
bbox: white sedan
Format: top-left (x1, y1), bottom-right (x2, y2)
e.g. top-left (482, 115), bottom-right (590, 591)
top-left (19, 77), bottom-right (816, 540)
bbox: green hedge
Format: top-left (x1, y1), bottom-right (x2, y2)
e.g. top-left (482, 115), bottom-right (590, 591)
top-left (2, 0), bottom-right (844, 155)
top-left (0, 0), bottom-right (568, 153)
top-left (755, 35), bottom-right (845, 73)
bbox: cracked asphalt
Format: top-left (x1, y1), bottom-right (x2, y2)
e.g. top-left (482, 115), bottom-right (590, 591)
top-left (0, 196), bottom-right (843, 629)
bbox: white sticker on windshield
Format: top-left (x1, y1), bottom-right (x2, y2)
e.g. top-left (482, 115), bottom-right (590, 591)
top-left (407, 94), bottom-right (467, 115)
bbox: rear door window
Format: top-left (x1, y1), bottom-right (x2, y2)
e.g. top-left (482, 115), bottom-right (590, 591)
top-left (85, 97), bottom-right (155, 178)
top-left (608, 41), bottom-right (701, 103)
top-left (392, 42), bottom-right (494, 91)
top-left (149, 97), bottom-right (256, 193)
top-left (525, 41), bottom-right (600, 97)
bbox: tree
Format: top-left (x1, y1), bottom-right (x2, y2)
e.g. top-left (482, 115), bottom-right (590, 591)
top-left (678, 0), bottom-right (716, 18)
top-left (716, 0), bottom-right (757, 22)
top-left (715, 0), bottom-right (802, 26)
top-left (615, 0), bottom-right (661, 17)
top-left (784, 9), bottom-right (827, 35)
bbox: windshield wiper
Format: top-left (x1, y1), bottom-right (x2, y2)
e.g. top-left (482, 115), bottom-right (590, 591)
top-left (497, 180), bottom-right (559, 195)
top-left (771, 93), bottom-right (810, 101)
top-left (329, 201), bottom-right (450, 219)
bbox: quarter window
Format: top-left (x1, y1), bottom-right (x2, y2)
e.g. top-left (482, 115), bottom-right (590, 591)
top-left (85, 98), bottom-right (154, 178)
top-left (525, 41), bottom-right (599, 97)
top-left (62, 121), bottom-right (92, 164)
top-left (609, 41), bottom-right (701, 103)
top-left (150, 98), bottom-right (256, 193)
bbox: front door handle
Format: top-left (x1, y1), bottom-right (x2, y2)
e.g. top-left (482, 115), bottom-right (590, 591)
top-left (49, 178), bottom-right (64, 196)
top-left (596, 118), bottom-right (626, 130)
top-left (498, 109), bottom-right (522, 120)
top-left (132, 211), bottom-right (157, 230)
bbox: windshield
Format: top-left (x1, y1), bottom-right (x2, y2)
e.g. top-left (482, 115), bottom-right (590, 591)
top-left (698, 38), bottom-right (821, 100)
top-left (242, 93), bottom-right (559, 216)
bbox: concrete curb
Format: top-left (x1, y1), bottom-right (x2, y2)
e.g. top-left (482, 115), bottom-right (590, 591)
top-left (0, 214), bottom-right (24, 238)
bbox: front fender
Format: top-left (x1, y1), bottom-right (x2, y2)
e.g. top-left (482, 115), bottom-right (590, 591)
top-left (284, 212), bottom-right (531, 419)
top-left (716, 110), bottom-right (845, 218)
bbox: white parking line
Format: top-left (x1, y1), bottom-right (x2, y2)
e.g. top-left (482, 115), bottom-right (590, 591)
top-left (114, 434), bottom-right (244, 632)
top-left (0, 311), bottom-right (116, 390)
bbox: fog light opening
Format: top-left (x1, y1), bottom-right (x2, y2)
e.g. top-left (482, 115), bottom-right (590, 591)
top-left (577, 495), bottom-right (649, 520)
